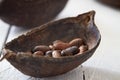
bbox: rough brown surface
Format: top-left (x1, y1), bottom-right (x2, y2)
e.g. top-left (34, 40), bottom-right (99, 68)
top-left (98, 0), bottom-right (120, 8)
top-left (0, 0), bottom-right (68, 28)
top-left (2, 11), bottom-right (101, 78)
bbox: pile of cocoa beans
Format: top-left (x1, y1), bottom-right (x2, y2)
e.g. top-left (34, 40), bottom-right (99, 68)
top-left (32, 38), bottom-right (88, 58)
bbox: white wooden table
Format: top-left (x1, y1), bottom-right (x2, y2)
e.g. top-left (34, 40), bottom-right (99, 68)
top-left (0, 0), bottom-right (120, 80)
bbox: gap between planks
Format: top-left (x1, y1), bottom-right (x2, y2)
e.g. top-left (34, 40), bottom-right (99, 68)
top-left (0, 25), bottom-right (12, 59)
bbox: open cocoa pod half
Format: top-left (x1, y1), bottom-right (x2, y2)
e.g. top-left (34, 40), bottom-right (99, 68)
top-left (98, 0), bottom-right (120, 8)
top-left (0, 0), bottom-right (68, 28)
top-left (0, 11), bottom-right (101, 78)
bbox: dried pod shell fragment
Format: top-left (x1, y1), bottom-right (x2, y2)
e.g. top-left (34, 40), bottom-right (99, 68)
top-left (98, 0), bottom-right (120, 8)
top-left (0, 0), bottom-right (68, 27)
top-left (1, 11), bottom-right (101, 78)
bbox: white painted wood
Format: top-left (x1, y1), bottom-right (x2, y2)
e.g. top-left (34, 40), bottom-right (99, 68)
top-left (0, 0), bottom-right (120, 80)
top-left (83, 66), bottom-right (120, 80)
top-left (0, 20), bottom-right (10, 51)
top-left (0, 20), bottom-right (12, 79)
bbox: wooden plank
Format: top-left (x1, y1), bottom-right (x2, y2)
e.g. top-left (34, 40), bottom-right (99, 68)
top-left (0, 20), bottom-right (10, 52)
top-left (82, 66), bottom-right (120, 80)
top-left (0, 25), bottom-right (31, 80)
top-left (0, 20), bottom-right (12, 79)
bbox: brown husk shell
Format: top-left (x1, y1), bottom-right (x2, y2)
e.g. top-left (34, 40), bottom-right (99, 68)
top-left (98, 0), bottom-right (120, 8)
top-left (1, 11), bottom-right (101, 78)
top-left (0, 0), bottom-right (68, 28)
